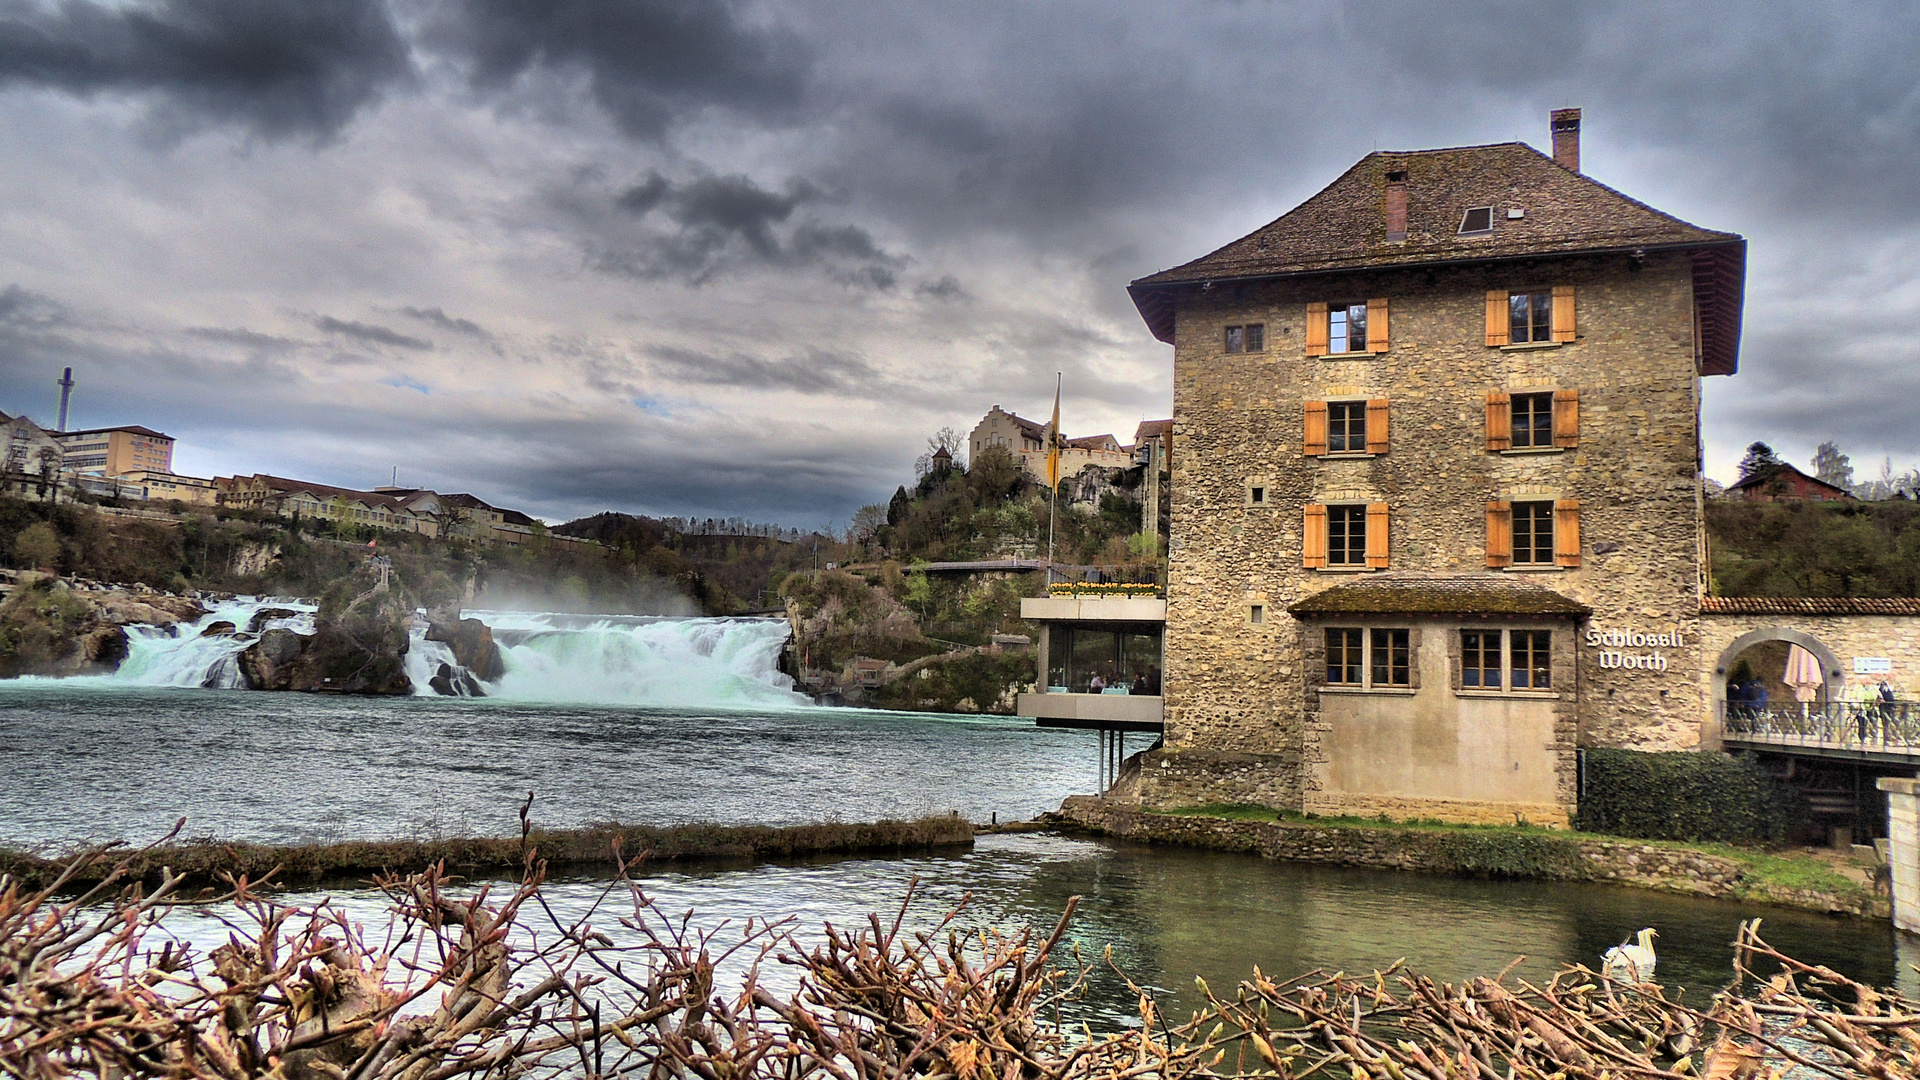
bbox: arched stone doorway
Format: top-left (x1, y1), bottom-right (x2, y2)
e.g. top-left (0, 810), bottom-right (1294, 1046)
top-left (1710, 627), bottom-right (1845, 724)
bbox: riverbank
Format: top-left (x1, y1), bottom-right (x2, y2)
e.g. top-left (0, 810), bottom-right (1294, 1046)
top-left (0, 815), bottom-right (976, 889)
top-left (1051, 796), bottom-right (1889, 919)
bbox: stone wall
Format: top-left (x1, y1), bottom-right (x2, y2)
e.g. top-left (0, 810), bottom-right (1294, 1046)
top-left (1055, 796), bottom-right (1887, 918)
top-left (1161, 251), bottom-right (1709, 812)
top-left (1698, 612), bottom-right (1920, 746)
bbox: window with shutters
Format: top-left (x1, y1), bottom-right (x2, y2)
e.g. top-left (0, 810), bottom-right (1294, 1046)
top-left (1327, 505), bottom-right (1367, 566)
top-left (1323, 627), bottom-right (1412, 690)
top-left (1512, 501), bottom-right (1555, 565)
top-left (1492, 389), bottom-right (1578, 452)
top-left (1327, 401), bottom-right (1366, 453)
top-left (1488, 286), bottom-right (1575, 346)
top-left (1328, 304), bottom-right (1367, 354)
top-left (1224, 324), bottom-right (1265, 353)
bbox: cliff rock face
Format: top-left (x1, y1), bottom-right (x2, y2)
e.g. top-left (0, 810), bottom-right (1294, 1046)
top-left (291, 569), bottom-right (415, 695)
top-left (239, 628), bottom-right (307, 691)
top-left (425, 616), bottom-right (504, 683)
top-left (0, 578), bottom-right (195, 677)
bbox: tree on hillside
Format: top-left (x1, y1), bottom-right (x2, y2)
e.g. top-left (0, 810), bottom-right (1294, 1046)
top-left (1812, 441), bottom-right (1854, 490)
top-left (1738, 441), bottom-right (1784, 479)
top-left (13, 523), bottom-right (60, 571)
top-left (914, 428), bottom-right (964, 478)
top-left (965, 445), bottom-right (1026, 503)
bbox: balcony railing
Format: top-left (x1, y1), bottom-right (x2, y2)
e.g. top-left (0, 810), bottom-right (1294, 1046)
top-left (1721, 699), bottom-right (1920, 756)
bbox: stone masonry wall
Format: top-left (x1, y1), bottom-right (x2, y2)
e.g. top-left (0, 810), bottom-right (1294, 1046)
top-left (1055, 796), bottom-right (1887, 918)
top-left (1161, 250), bottom-right (1708, 811)
top-left (1698, 612), bottom-right (1920, 744)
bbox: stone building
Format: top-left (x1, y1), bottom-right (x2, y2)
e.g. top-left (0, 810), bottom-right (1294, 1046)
top-left (968, 405), bottom-right (1135, 485)
top-left (1113, 109), bottom-right (1755, 826)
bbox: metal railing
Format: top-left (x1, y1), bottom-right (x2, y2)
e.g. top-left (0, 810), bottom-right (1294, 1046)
top-left (1721, 699), bottom-right (1920, 755)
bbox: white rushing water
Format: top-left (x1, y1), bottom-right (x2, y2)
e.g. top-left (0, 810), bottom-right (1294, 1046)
top-left (75, 598), bottom-right (808, 708)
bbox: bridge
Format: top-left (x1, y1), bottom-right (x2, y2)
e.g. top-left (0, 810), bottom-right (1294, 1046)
top-left (1721, 700), bottom-right (1920, 766)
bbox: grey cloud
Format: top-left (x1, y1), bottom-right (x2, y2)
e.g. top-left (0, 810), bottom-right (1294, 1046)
top-left (186, 326), bottom-right (301, 353)
top-left (399, 306), bottom-right (491, 338)
top-left (0, 0), bottom-right (412, 139)
top-left (0, 284), bottom-right (67, 329)
top-left (429, 0), bottom-right (808, 141)
top-left (601, 170), bottom-right (903, 287)
top-left (314, 316), bottom-right (432, 350)
top-left (647, 344), bottom-right (878, 394)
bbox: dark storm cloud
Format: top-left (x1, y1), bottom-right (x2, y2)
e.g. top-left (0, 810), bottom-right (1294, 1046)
top-left (0, 284), bottom-right (67, 329)
top-left (600, 170), bottom-right (904, 287)
top-left (647, 344), bottom-right (877, 394)
top-left (314, 315), bottom-right (431, 351)
top-left (0, 0), bottom-right (412, 139)
top-left (398, 306), bottom-right (490, 338)
top-left (429, 0), bottom-right (808, 140)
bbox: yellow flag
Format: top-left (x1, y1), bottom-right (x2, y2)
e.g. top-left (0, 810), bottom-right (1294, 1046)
top-left (1046, 374), bottom-right (1062, 487)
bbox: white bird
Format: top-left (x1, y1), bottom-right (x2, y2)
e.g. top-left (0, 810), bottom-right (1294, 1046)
top-left (1602, 927), bottom-right (1658, 983)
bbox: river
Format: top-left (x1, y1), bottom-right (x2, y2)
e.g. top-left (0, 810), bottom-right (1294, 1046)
top-left (0, 603), bottom-right (1910, 1020)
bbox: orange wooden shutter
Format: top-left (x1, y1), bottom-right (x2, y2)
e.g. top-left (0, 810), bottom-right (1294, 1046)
top-left (1303, 504), bottom-right (1328, 568)
top-left (1366, 503), bottom-right (1390, 568)
top-left (1365, 399), bottom-right (1389, 454)
top-left (1485, 391), bottom-right (1512, 451)
top-left (1551, 285), bottom-right (1576, 342)
top-left (1304, 401), bottom-right (1328, 456)
top-left (1555, 499), bottom-right (1582, 567)
top-left (1485, 290), bottom-right (1510, 346)
top-left (1305, 302), bottom-right (1329, 357)
top-left (1367, 297), bottom-right (1389, 353)
top-left (1552, 389), bottom-right (1580, 448)
top-left (1485, 501), bottom-right (1513, 568)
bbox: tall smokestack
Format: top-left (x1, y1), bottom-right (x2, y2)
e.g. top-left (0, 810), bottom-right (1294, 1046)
top-left (55, 367), bottom-right (73, 432)
top-left (1551, 108), bottom-right (1581, 172)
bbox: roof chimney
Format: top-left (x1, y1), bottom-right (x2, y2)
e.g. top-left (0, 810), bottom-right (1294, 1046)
top-left (1551, 108), bottom-right (1581, 172)
top-left (1383, 167), bottom-right (1408, 242)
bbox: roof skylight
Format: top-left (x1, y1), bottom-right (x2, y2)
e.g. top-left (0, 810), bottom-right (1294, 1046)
top-left (1458, 207), bottom-right (1494, 234)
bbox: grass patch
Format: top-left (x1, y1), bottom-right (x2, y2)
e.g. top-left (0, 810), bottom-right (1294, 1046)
top-left (1146, 805), bottom-right (1872, 898)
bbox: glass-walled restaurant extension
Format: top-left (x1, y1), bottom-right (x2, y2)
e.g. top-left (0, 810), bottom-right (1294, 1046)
top-left (1046, 624), bottom-right (1163, 695)
top-left (1017, 595), bottom-right (1167, 730)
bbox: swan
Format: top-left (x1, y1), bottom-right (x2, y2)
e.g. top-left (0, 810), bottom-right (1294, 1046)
top-left (1602, 927), bottom-right (1658, 982)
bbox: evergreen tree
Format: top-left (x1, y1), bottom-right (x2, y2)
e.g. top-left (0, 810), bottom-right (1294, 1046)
top-left (1738, 441), bottom-right (1784, 479)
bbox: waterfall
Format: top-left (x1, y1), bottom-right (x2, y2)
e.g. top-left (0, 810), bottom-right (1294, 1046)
top-left (57, 599), bottom-right (808, 708)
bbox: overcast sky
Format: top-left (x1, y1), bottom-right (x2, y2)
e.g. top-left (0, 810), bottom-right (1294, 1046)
top-left (1, 0), bottom-right (1916, 525)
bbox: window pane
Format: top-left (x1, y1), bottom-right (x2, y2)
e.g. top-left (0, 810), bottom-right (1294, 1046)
top-left (1328, 401), bottom-right (1365, 453)
top-left (1512, 630), bottom-right (1551, 689)
top-left (1532, 293), bottom-right (1552, 342)
top-left (1329, 309), bottom-right (1348, 354)
top-left (1327, 628), bottom-right (1362, 684)
top-left (1123, 631), bottom-right (1162, 693)
top-left (1512, 502), bottom-right (1554, 564)
top-left (1246, 324), bottom-right (1264, 351)
top-left (1225, 326), bottom-right (1244, 352)
top-left (1349, 304), bottom-right (1367, 350)
top-left (1328, 505), bottom-right (1366, 564)
top-left (1047, 627), bottom-right (1071, 689)
top-left (1070, 629), bottom-right (1120, 692)
top-left (1371, 628), bottom-right (1410, 686)
top-left (1462, 630), bottom-right (1500, 687)
top-left (1510, 293), bottom-right (1530, 344)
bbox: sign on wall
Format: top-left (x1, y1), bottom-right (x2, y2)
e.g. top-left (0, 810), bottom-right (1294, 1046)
top-left (1855, 657), bottom-right (1894, 675)
top-left (1585, 629), bottom-right (1683, 672)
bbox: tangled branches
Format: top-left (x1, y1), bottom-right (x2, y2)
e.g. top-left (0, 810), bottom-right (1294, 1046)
top-left (3, 828), bottom-right (1917, 1080)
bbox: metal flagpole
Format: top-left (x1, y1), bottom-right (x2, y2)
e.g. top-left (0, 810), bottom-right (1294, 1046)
top-left (1047, 372), bottom-right (1061, 584)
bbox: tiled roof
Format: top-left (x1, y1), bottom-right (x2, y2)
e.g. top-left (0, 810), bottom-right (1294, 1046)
top-left (1724, 462), bottom-right (1850, 495)
top-left (59, 425), bottom-right (171, 439)
top-left (1062, 434), bottom-right (1120, 450)
top-left (240, 474), bottom-right (410, 511)
top-left (1134, 419), bottom-right (1172, 442)
top-left (1127, 141), bottom-right (1745, 374)
top-left (1288, 572), bottom-right (1591, 617)
top-left (1700, 597), bottom-right (1920, 616)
